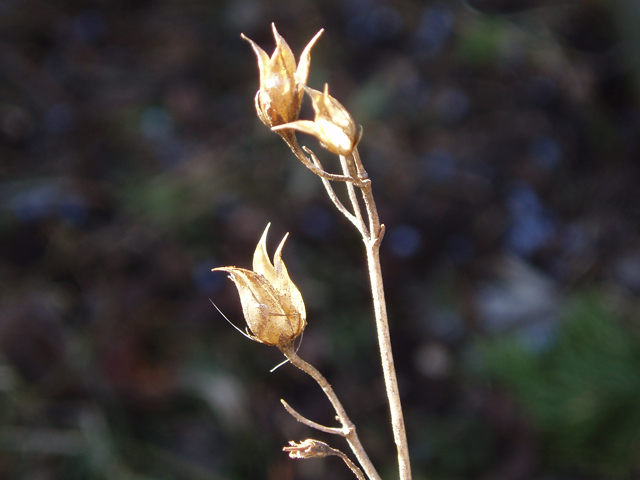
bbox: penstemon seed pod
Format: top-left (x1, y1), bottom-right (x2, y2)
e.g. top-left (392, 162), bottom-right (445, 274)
top-left (212, 224), bottom-right (306, 346)
top-left (241, 24), bottom-right (323, 130)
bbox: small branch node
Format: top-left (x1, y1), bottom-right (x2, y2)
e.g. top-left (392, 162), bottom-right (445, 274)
top-left (372, 224), bottom-right (385, 247)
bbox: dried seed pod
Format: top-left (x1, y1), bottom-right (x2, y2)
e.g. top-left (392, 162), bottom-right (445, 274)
top-left (241, 24), bottom-right (323, 129)
top-left (272, 84), bottom-right (361, 156)
top-left (213, 224), bottom-right (306, 346)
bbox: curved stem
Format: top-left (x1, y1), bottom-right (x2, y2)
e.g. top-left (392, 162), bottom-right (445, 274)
top-left (278, 341), bottom-right (381, 480)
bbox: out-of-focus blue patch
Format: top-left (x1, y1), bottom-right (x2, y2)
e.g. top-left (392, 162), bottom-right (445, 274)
top-left (561, 223), bottom-right (588, 255)
top-left (224, 0), bottom-right (264, 31)
top-left (10, 184), bottom-right (60, 223)
top-left (506, 184), bottom-right (556, 256)
top-left (299, 206), bottom-right (334, 239)
top-left (346, 5), bottom-right (402, 46)
top-left (409, 437), bottom-right (434, 463)
top-left (524, 76), bottom-right (557, 107)
top-left (474, 256), bottom-right (558, 335)
top-left (57, 192), bottom-right (89, 226)
top-left (341, 0), bottom-right (371, 16)
top-left (515, 315), bottom-right (558, 353)
top-left (445, 234), bottom-right (474, 266)
top-left (73, 10), bottom-right (108, 44)
top-left (421, 148), bottom-right (456, 182)
top-left (394, 75), bottom-right (431, 114)
top-left (10, 184), bottom-right (90, 226)
top-left (0, 0), bottom-right (18, 16)
top-left (529, 136), bottom-right (561, 170)
top-left (507, 214), bottom-right (555, 256)
top-left (508, 184), bottom-right (543, 216)
top-left (140, 106), bottom-right (174, 143)
top-left (214, 193), bottom-right (241, 223)
top-left (387, 224), bottom-right (422, 259)
top-left (43, 103), bottom-right (76, 136)
top-left (413, 6), bottom-right (454, 59)
top-left (154, 138), bottom-right (190, 170)
top-left (613, 252), bottom-right (640, 292)
top-left (434, 87), bottom-right (469, 124)
top-left (193, 260), bottom-right (225, 295)
top-left (139, 106), bottom-right (190, 168)
top-left (424, 307), bottom-right (466, 342)
top-left (211, 93), bottom-right (243, 127)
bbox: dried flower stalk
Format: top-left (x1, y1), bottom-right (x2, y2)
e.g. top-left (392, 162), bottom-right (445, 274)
top-left (216, 24), bottom-right (413, 480)
top-left (278, 339), bottom-right (382, 480)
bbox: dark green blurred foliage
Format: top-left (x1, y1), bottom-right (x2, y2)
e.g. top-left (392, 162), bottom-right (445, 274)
top-left (480, 294), bottom-right (640, 477)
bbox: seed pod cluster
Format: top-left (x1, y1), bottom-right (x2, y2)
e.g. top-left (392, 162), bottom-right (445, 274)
top-left (243, 24), bottom-right (360, 157)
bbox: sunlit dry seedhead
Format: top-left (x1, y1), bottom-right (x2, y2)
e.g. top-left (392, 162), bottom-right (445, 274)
top-left (212, 224), bottom-right (306, 346)
top-left (241, 24), bottom-right (323, 131)
top-left (272, 84), bottom-right (361, 156)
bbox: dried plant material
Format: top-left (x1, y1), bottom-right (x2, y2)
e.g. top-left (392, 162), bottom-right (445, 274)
top-left (213, 224), bottom-right (306, 346)
top-left (241, 24), bottom-right (323, 129)
top-left (273, 84), bottom-right (361, 156)
top-left (237, 25), bottom-right (412, 480)
top-left (284, 438), bottom-right (335, 459)
top-left (253, 224), bottom-right (306, 325)
top-left (284, 439), bottom-right (366, 480)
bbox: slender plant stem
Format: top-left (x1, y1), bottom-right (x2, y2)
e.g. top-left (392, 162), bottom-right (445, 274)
top-left (347, 148), bottom-right (413, 480)
top-left (279, 341), bottom-right (382, 480)
top-left (364, 239), bottom-right (411, 480)
top-left (339, 154), bottom-right (368, 235)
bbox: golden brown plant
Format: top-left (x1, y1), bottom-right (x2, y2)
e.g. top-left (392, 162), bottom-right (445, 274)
top-left (212, 224), bottom-right (305, 346)
top-left (241, 24), bottom-right (322, 150)
top-left (216, 24), bottom-right (412, 480)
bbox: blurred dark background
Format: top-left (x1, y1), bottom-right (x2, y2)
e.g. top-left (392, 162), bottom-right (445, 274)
top-left (1, 0), bottom-right (640, 479)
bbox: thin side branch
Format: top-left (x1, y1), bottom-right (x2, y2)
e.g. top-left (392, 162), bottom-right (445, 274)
top-left (304, 147), bottom-right (363, 233)
top-left (278, 340), bottom-right (381, 480)
top-left (280, 399), bottom-right (345, 435)
top-left (281, 133), bottom-right (354, 183)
